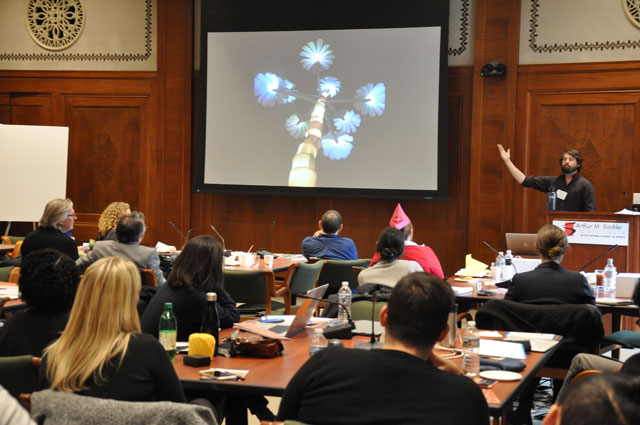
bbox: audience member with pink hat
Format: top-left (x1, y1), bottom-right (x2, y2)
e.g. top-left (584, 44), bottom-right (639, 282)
top-left (369, 204), bottom-right (444, 278)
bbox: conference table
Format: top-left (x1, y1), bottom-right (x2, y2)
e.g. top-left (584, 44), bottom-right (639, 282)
top-left (223, 255), bottom-right (305, 273)
top-left (0, 244), bottom-right (15, 254)
top-left (174, 326), bottom-right (561, 425)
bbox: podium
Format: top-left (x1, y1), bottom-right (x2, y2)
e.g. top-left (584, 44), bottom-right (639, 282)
top-left (546, 212), bottom-right (640, 273)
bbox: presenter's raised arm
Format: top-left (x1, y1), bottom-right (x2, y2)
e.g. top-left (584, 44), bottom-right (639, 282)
top-left (497, 144), bottom-right (525, 184)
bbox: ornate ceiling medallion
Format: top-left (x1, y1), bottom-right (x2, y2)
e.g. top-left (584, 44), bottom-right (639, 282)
top-left (26, 0), bottom-right (85, 51)
top-left (624, 0), bottom-right (640, 29)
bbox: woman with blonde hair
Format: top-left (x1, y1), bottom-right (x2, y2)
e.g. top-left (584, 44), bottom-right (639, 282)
top-left (21, 198), bottom-right (78, 260)
top-left (96, 202), bottom-right (131, 241)
top-left (40, 256), bottom-right (186, 402)
top-left (504, 224), bottom-right (595, 305)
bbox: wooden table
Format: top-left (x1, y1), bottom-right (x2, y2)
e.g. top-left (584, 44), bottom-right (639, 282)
top-left (0, 244), bottom-right (15, 254)
top-left (223, 257), bottom-right (303, 273)
top-left (174, 327), bottom-right (561, 424)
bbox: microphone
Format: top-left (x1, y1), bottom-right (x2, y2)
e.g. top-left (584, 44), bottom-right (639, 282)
top-left (482, 241), bottom-right (500, 256)
top-left (579, 244), bottom-right (619, 272)
top-left (210, 225), bottom-right (232, 257)
top-left (168, 221), bottom-right (193, 248)
top-left (256, 221), bottom-right (277, 258)
top-left (298, 293), bottom-right (355, 339)
top-left (354, 291), bottom-right (384, 350)
top-left (623, 192), bottom-right (632, 210)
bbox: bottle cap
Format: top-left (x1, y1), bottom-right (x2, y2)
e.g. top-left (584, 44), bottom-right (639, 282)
top-left (468, 321), bottom-right (476, 327)
top-left (314, 328), bottom-right (324, 334)
top-left (164, 302), bottom-right (173, 310)
top-left (342, 281), bottom-right (349, 286)
top-left (206, 292), bottom-right (217, 302)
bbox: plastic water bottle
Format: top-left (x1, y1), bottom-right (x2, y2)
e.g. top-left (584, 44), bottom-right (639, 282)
top-left (309, 328), bottom-right (328, 356)
top-left (495, 252), bottom-right (505, 281)
top-left (337, 281), bottom-right (352, 322)
top-left (603, 258), bottom-right (617, 290)
top-left (503, 250), bottom-right (514, 280)
top-left (159, 302), bottom-right (178, 360)
top-left (201, 292), bottom-right (220, 356)
top-left (462, 321), bottom-right (480, 379)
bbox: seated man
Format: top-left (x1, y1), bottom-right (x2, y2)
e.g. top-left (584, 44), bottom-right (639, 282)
top-left (76, 212), bottom-right (165, 285)
top-left (556, 279), bottom-right (640, 399)
top-left (301, 209), bottom-right (358, 260)
top-left (277, 272), bottom-right (489, 425)
top-left (543, 373), bottom-right (640, 425)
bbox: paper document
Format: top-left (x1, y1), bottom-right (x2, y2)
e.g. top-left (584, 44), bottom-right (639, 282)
top-left (452, 286), bottom-right (473, 295)
top-left (506, 332), bottom-right (556, 340)
top-left (455, 254), bottom-right (488, 277)
top-left (479, 339), bottom-right (527, 360)
top-left (352, 320), bottom-right (384, 336)
top-left (0, 286), bottom-right (19, 299)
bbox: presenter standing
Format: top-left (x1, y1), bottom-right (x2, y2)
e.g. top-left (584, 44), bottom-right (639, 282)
top-left (497, 144), bottom-right (596, 212)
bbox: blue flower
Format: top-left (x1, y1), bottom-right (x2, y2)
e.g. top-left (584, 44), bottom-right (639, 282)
top-left (354, 82), bottom-right (386, 116)
top-left (320, 77), bottom-right (341, 97)
top-left (254, 73), bottom-right (296, 106)
top-left (333, 110), bottom-right (361, 134)
top-left (285, 114), bottom-right (309, 138)
top-left (300, 39), bottom-right (334, 72)
top-left (321, 132), bottom-right (353, 160)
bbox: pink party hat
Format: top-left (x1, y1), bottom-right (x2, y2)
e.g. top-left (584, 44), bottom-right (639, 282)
top-left (389, 203), bottom-right (411, 229)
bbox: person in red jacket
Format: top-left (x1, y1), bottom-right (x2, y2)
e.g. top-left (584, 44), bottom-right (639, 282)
top-left (370, 203), bottom-right (444, 278)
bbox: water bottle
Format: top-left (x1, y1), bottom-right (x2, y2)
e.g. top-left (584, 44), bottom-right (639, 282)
top-left (503, 250), bottom-right (514, 280)
top-left (462, 321), bottom-right (480, 379)
top-left (309, 328), bottom-right (328, 356)
top-left (159, 302), bottom-right (177, 360)
top-left (495, 252), bottom-right (505, 281)
top-left (337, 281), bottom-right (352, 322)
top-left (201, 292), bottom-right (220, 356)
top-left (603, 258), bottom-right (617, 290)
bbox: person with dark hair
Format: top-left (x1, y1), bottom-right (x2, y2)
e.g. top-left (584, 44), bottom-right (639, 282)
top-left (21, 198), bottom-right (79, 260)
top-left (0, 249), bottom-right (80, 357)
top-left (369, 203), bottom-right (444, 278)
top-left (75, 212), bottom-right (165, 285)
top-left (497, 144), bottom-right (596, 212)
top-left (141, 235), bottom-right (240, 341)
top-left (556, 280), bottom-right (640, 400)
top-left (356, 227), bottom-right (422, 288)
top-left (543, 374), bottom-right (640, 425)
top-left (278, 272), bottom-right (489, 425)
top-left (504, 224), bottom-right (595, 305)
top-left (301, 209), bottom-right (358, 260)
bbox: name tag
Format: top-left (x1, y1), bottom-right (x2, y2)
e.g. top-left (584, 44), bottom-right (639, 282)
top-left (556, 189), bottom-right (568, 200)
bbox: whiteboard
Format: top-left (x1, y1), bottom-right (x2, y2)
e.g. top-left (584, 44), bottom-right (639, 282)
top-left (0, 124), bottom-right (69, 222)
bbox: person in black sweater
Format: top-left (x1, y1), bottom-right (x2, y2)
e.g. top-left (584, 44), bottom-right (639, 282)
top-left (141, 235), bottom-right (240, 341)
top-left (40, 256), bottom-right (185, 403)
top-left (0, 249), bottom-right (80, 357)
top-left (21, 198), bottom-right (79, 260)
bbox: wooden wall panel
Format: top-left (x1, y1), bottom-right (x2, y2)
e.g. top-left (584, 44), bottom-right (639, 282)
top-left (6, 94), bottom-right (53, 125)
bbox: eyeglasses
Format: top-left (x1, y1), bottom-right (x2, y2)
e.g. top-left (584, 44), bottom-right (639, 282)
top-left (67, 214), bottom-right (78, 220)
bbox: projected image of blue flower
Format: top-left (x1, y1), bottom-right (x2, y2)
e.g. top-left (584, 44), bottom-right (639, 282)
top-left (320, 77), bottom-right (341, 98)
top-left (285, 114), bottom-right (309, 139)
top-left (300, 39), bottom-right (335, 72)
top-left (322, 132), bottom-right (353, 160)
top-left (355, 83), bottom-right (386, 117)
top-left (253, 39), bottom-right (386, 187)
top-left (334, 110), bottom-right (361, 134)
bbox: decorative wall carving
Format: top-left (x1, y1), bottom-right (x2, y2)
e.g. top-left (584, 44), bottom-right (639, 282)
top-left (26, 0), bottom-right (85, 51)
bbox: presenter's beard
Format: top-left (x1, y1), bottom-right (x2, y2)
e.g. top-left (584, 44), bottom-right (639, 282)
top-left (562, 164), bottom-right (578, 174)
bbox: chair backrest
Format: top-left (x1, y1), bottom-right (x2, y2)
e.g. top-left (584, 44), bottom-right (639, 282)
top-left (1, 236), bottom-right (25, 258)
top-left (0, 355), bottom-right (41, 399)
top-left (0, 266), bottom-right (15, 282)
top-left (288, 260), bottom-right (324, 295)
top-left (141, 269), bottom-right (157, 287)
top-left (8, 267), bottom-right (20, 283)
top-left (224, 269), bottom-right (275, 314)
top-left (29, 389), bottom-right (217, 425)
top-left (351, 300), bottom-right (387, 321)
top-left (317, 259), bottom-right (370, 297)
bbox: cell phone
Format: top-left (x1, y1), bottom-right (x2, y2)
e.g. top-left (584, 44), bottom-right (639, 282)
top-left (477, 378), bottom-right (497, 388)
top-left (260, 316), bottom-right (284, 323)
top-left (199, 369), bottom-right (243, 381)
top-left (477, 290), bottom-right (495, 297)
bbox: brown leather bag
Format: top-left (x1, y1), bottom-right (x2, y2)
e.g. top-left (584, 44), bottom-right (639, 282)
top-left (229, 331), bottom-right (284, 358)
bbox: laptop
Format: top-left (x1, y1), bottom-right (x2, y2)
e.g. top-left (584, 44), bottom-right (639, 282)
top-left (247, 284), bottom-right (329, 338)
top-left (505, 233), bottom-right (538, 256)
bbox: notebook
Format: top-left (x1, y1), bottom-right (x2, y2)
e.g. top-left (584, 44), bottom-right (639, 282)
top-left (505, 233), bottom-right (538, 256)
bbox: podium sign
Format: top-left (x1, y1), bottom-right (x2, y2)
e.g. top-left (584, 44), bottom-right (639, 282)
top-left (552, 220), bottom-right (629, 246)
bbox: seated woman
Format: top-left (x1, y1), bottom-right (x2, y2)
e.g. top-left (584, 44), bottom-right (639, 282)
top-left (141, 235), bottom-right (240, 341)
top-left (358, 227), bottom-right (422, 289)
top-left (96, 202), bottom-right (131, 241)
top-left (0, 249), bottom-right (80, 357)
top-left (40, 256), bottom-right (186, 402)
top-left (505, 224), bottom-right (595, 305)
top-left (369, 204), bottom-right (444, 278)
top-left (21, 198), bottom-right (79, 260)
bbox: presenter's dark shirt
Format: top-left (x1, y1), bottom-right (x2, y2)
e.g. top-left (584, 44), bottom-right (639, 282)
top-left (21, 226), bottom-right (79, 260)
top-left (522, 174), bottom-right (596, 212)
top-left (301, 233), bottom-right (358, 260)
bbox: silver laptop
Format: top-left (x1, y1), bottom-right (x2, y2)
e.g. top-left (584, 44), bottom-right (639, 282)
top-left (506, 233), bottom-right (538, 256)
top-left (260, 283), bottom-right (329, 337)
